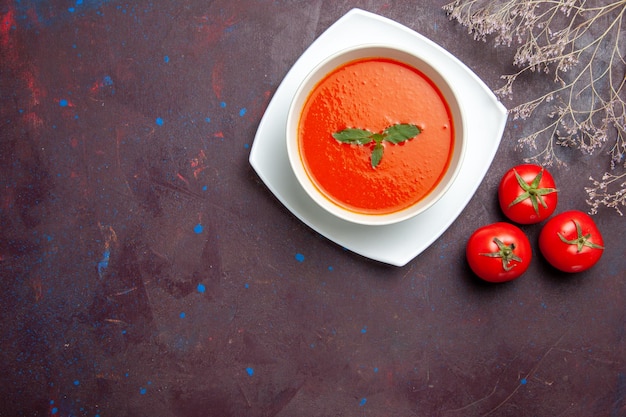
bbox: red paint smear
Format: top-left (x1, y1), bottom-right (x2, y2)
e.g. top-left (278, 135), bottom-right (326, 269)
top-left (190, 150), bottom-right (208, 179)
top-left (22, 112), bottom-right (44, 130)
top-left (1, 10), bottom-right (46, 119)
top-left (195, 12), bottom-right (239, 100)
top-left (1, 8), bottom-right (15, 51)
top-left (176, 172), bottom-right (190, 187)
top-left (193, 166), bottom-right (208, 179)
top-left (213, 131), bottom-right (224, 138)
top-left (23, 71), bottom-right (45, 106)
top-left (190, 149), bottom-right (206, 168)
top-left (89, 80), bottom-right (102, 94)
top-left (1, 8), bottom-right (20, 70)
top-left (211, 61), bottom-right (224, 99)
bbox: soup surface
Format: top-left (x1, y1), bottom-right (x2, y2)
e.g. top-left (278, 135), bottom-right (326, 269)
top-left (298, 57), bottom-right (454, 214)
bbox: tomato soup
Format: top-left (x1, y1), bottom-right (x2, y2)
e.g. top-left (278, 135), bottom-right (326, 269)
top-left (298, 58), bottom-right (454, 215)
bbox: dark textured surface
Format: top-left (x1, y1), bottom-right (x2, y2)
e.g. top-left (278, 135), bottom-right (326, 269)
top-left (1, 1), bottom-right (624, 416)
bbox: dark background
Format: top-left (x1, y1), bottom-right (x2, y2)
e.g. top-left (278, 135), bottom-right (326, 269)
top-left (1, 1), bottom-right (624, 416)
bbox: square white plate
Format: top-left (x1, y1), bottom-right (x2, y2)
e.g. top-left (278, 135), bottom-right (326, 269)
top-left (249, 8), bottom-right (507, 266)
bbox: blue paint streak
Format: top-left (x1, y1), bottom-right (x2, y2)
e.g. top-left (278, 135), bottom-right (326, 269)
top-left (51, 408), bottom-right (58, 415)
top-left (179, 312), bottom-right (186, 319)
top-left (59, 99), bottom-right (68, 107)
top-left (359, 398), bottom-right (367, 406)
top-left (73, 379), bottom-right (80, 386)
top-left (239, 108), bottom-right (247, 117)
top-left (97, 249), bottom-right (110, 278)
top-left (220, 101), bottom-right (226, 108)
top-left (164, 55), bottom-right (170, 63)
top-left (140, 387), bottom-right (147, 395)
top-left (193, 223), bottom-right (203, 234)
top-left (197, 283), bottom-right (206, 293)
top-left (155, 117), bottom-right (164, 126)
top-left (361, 326), bottom-right (367, 334)
top-left (13, 0), bottom-right (110, 28)
top-left (520, 378), bottom-right (527, 385)
top-left (246, 367), bottom-right (254, 376)
top-left (295, 253), bottom-right (305, 262)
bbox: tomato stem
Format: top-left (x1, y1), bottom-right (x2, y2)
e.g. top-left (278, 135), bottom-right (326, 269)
top-left (557, 219), bottom-right (605, 252)
top-left (508, 168), bottom-right (557, 214)
top-left (479, 238), bottom-right (523, 271)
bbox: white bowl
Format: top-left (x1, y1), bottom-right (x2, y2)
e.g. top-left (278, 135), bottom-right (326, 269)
top-left (286, 44), bottom-right (467, 226)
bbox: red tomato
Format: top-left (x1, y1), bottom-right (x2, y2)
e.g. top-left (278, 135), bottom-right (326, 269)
top-left (466, 222), bottom-right (532, 283)
top-left (539, 210), bottom-right (604, 273)
top-left (498, 164), bottom-right (558, 224)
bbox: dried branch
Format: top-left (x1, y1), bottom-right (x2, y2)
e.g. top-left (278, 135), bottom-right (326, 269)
top-left (444, 0), bottom-right (626, 215)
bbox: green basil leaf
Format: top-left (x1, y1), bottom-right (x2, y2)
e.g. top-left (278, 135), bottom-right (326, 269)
top-left (332, 128), bottom-right (374, 145)
top-left (332, 123), bottom-right (422, 169)
top-left (371, 142), bottom-right (384, 168)
top-left (372, 133), bottom-right (385, 144)
top-left (383, 123), bottom-right (421, 144)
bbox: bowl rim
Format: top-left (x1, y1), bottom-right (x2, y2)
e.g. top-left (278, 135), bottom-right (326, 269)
top-left (286, 43), bottom-right (468, 226)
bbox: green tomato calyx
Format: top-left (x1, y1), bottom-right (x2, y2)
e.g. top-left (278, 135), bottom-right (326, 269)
top-left (480, 238), bottom-right (522, 271)
top-left (557, 219), bottom-right (604, 253)
top-left (508, 168), bottom-right (557, 215)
